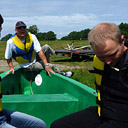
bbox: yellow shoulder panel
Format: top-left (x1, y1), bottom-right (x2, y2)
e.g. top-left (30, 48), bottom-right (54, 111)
top-left (93, 55), bottom-right (104, 70)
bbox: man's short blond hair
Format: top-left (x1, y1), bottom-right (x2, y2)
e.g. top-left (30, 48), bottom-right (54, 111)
top-left (88, 23), bottom-right (122, 49)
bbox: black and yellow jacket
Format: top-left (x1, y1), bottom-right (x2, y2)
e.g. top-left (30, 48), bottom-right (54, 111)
top-left (11, 32), bottom-right (35, 64)
top-left (93, 50), bottom-right (128, 122)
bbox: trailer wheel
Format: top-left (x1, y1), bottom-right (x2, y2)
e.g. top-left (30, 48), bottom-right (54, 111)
top-left (71, 54), bottom-right (80, 59)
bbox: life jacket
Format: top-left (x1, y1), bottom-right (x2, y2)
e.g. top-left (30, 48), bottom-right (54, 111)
top-left (11, 32), bottom-right (35, 64)
top-left (92, 50), bottom-right (128, 122)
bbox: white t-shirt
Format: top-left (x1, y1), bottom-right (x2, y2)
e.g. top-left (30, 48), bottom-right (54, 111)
top-left (5, 33), bottom-right (41, 68)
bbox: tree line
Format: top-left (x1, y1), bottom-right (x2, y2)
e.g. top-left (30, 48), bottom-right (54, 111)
top-left (1, 22), bottom-right (128, 41)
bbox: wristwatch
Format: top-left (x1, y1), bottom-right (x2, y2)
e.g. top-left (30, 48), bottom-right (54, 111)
top-left (44, 63), bottom-right (49, 66)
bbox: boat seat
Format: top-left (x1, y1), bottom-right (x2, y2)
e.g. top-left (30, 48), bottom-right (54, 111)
top-left (2, 93), bottom-right (79, 117)
top-left (3, 93), bottom-right (78, 103)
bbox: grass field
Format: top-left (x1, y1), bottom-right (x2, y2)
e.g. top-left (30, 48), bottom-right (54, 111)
top-left (0, 40), bottom-right (96, 89)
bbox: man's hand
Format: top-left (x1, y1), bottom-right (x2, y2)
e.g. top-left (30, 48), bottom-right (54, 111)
top-left (5, 68), bottom-right (15, 75)
top-left (6, 59), bottom-right (15, 75)
top-left (38, 50), bottom-right (55, 76)
top-left (45, 65), bottom-right (55, 77)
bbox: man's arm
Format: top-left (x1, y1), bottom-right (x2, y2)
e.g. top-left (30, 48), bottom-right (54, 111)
top-left (38, 50), bottom-right (55, 76)
top-left (5, 58), bottom-right (15, 74)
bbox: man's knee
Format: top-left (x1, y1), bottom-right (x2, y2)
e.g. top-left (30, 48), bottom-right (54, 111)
top-left (41, 44), bottom-right (50, 52)
top-left (42, 44), bottom-right (55, 55)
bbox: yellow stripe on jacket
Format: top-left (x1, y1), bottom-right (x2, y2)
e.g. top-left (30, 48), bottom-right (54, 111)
top-left (93, 55), bottom-right (105, 116)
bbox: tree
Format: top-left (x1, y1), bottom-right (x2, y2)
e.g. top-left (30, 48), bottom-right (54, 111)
top-left (36, 32), bottom-right (47, 41)
top-left (37, 31), bottom-right (56, 41)
top-left (119, 23), bottom-right (128, 39)
top-left (68, 31), bottom-right (81, 40)
top-left (80, 29), bottom-right (90, 40)
top-left (27, 25), bottom-right (39, 35)
top-left (45, 31), bottom-right (56, 40)
top-left (60, 28), bottom-right (91, 40)
top-left (61, 36), bottom-right (69, 40)
top-left (1, 34), bottom-right (12, 41)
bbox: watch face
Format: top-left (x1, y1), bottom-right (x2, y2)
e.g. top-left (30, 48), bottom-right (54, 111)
top-left (45, 63), bottom-right (49, 66)
top-left (35, 74), bottom-right (42, 86)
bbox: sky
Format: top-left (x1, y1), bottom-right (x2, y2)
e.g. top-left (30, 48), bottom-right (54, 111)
top-left (1, 0), bottom-right (128, 39)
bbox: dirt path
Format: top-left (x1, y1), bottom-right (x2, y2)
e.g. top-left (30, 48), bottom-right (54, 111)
top-left (54, 64), bottom-right (82, 70)
top-left (0, 60), bottom-right (19, 72)
top-left (0, 60), bottom-right (81, 72)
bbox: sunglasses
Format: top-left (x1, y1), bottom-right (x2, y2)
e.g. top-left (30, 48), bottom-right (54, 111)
top-left (17, 26), bottom-right (26, 30)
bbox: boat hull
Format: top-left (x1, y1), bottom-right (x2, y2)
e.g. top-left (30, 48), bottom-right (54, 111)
top-left (0, 67), bottom-right (97, 128)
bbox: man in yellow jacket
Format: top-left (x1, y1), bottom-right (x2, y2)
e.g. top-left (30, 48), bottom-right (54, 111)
top-left (0, 14), bottom-right (47, 128)
top-left (5, 21), bottom-right (54, 77)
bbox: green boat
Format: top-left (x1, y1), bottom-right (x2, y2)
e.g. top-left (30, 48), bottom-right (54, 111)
top-left (0, 67), bottom-right (97, 128)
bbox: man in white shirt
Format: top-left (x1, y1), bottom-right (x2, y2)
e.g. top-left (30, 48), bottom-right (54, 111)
top-left (0, 15), bottom-right (47, 128)
top-left (5, 21), bottom-right (54, 76)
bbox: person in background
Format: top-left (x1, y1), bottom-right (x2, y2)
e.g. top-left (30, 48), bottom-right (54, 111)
top-left (5, 21), bottom-right (54, 76)
top-left (37, 44), bottom-right (74, 77)
top-left (0, 14), bottom-right (47, 128)
top-left (50, 23), bottom-right (128, 128)
top-left (0, 14), bottom-right (3, 37)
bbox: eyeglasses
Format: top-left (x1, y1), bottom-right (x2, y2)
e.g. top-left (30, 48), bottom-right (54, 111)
top-left (17, 26), bottom-right (26, 30)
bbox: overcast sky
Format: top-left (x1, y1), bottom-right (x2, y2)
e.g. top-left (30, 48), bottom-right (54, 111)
top-left (1, 0), bottom-right (128, 39)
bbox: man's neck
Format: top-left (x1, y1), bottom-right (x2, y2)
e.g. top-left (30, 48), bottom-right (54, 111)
top-left (17, 35), bottom-right (25, 40)
top-left (17, 35), bottom-right (26, 43)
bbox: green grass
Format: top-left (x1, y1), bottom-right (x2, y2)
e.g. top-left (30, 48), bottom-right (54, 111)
top-left (0, 41), bottom-right (6, 59)
top-left (51, 55), bottom-right (95, 89)
top-left (39, 40), bottom-right (89, 50)
top-left (0, 40), bottom-right (96, 89)
top-left (62, 68), bottom-right (95, 89)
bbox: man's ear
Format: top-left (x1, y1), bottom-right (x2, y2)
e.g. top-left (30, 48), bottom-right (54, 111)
top-left (121, 35), bottom-right (125, 44)
top-left (15, 28), bottom-right (17, 33)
